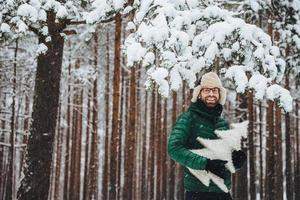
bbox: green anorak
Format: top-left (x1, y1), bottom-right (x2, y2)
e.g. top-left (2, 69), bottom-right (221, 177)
top-left (167, 100), bottom-right (231, 193)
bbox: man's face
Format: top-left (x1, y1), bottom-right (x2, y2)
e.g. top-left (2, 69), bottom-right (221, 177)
top-left (199, 87), bottom-right (220, 107)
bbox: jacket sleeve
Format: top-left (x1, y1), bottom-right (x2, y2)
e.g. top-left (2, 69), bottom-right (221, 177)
top-left (167, 112), bottom-right (208, 170)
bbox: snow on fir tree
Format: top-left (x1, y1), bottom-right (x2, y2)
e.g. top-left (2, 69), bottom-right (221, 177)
top-left (124, 0), bottom-right (292, 112)
top-left (187, 120), bottom-right (248, 193)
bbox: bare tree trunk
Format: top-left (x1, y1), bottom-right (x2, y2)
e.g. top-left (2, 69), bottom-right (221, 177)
top-left (168, 92), bottom-right (177, 200)
top-left (175, 83), bottom-right (187, 200)
top-left (247, 90), bottom-right (255, 200)
top-left (233, 94), bottom-right (248, 200)
top-left (266, 100), bottom-right (275, 200)
top-left (54, 101), bottom-right (63, 200)
top-left (148, 88), bottom-right (156, 200)
top-left (102, 29), bottom-right (110, 200)
top-left (64, 51), bottom-right (72, 200)
top-left (275, 103), bottom-right (283, 200)
top-left (83, 90), bottom-right (91, 200)
top-left (285, 76), bottom-right (293, 200)
top-left (155, 95), bottom-right (162, 199)
top-left (124, 66), bottom-right (136, 199)
top-left (17, 13), bottom-right (66, 198)
top-left (6, 39), bottom-right (18, 200)
top-left (0, 93), bottom-right (6, 200)
top-left (109, 13), bottom-right (122, 200)
top-left (161, 98), bottom-right (168, 200)
top-left (70, 64), bottom-right (83, 200)
top-left (141, 91), bottom-right (148, 199)
top-left (89, 77), bottom-right (99, 199)
top-left (258, 102), bottom-right (264, 200)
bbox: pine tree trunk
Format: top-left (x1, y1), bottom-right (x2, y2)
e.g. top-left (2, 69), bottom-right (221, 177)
top-left (285, 76), bottom-right (293, 200)
top-left (258, 102), bottom-right (264, 200)
top-left (102, 29), bottom-right (110, 200)
top-left (155, 95), bottom-right (162, 199)
top-left (6, 39), bottom-right (18, 200)
top-left (233, 94), bottom-right (248, 200)
top-left (275, 104), bottom-right (283, 200)
top-left (148, 88), bottom-right (156, 200)
top-left (54, 102), bottom-right (63, 200)
top-left (141, 91), bottom-right (148, 199)
top-left (247, 90), bottom-right (255, 200)
top-left (109, 13), bottom-right (122, 199)
top-left (161, 98), bottom-right (168, 200)
top-left (168, 92), bottom-right (177, 200)
top-left (266, 100), bottom-right (275, 200)
top-left (124, 66), bottom-right (136, 199)
top-left (83, 90), bottom-right (91, 200)
top-left (0, 93), bottom-right (6, 200)
top-left (89, 78), bottom-right (99, 199)
top-left (17, 12), bottom-right (65, 199)
top-left (70, 66), bottom-right (83, 200)
top-left (64, 53), bottom-right (72, 200)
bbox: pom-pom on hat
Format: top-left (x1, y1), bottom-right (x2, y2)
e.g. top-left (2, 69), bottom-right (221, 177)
top-left (191, 72), bottom-right (227, 105)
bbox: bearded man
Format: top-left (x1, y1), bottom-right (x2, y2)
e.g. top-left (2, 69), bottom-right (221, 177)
top-left (167, 72), bottom-right (246, 200)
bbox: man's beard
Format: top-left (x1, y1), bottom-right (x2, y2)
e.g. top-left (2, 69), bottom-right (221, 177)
top-left (202, 97), bottom-right (219, 107)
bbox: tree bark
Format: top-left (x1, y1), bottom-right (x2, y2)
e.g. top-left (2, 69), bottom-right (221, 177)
top-left (124, 66), bottom-right (136, 199)
top-left (247, 90), bottom-right (255, 200)
top-left (102, 29), bottom-right (110, 200)
top-left (17, 12), bottom-right (65, 199)
top-left (275, 103), bottom-right (283, 200)
top-left (285, 76), bottom-right (293, 200)
top-left (168, 92), bottom-right (177, 200)
top-left (109, 13), bottom-right (122, 199)
top-left (6, 39), bottom-right (18, 200)
top-left (266, 100), bottom-right (275, 200)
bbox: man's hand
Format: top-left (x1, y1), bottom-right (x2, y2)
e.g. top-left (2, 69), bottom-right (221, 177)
top-left (205, 159), bottom-right (228, 179)
top-left (232, 150), bottom-right (247, 169)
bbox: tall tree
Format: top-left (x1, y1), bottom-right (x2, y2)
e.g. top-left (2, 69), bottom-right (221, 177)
top-left (109, 13), bottom-right (122, 199)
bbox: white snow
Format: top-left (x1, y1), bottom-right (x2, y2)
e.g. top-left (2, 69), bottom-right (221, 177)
top-left (266, 84), bottom-right (293, 112)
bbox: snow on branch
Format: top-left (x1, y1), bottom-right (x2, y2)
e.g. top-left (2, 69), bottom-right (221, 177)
top-left (123, 1), bottom-right (291, 111)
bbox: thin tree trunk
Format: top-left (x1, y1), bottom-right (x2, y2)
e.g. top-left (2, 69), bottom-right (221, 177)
top-left (64, 50), bottom-right (72, 200)
top-left (141, 91), bottom-right (148, 199)
top-left (70, 67), bottom-right (83, 200)
top-left (6, 39), bottom-right (18, 200)
top-left (54, 101), bottom-right (63, 200)
top-left (83, 90), bottom-right (91, 200)
top-left (258, 102), bottom-right (264, 200)
top-left (102, 29), bottom-right (110, 200)
top-left (89, 78), bottom-right (99, 199)
top-left (124, 66), bottom-right (136, 199)
top-left (275, 103), bottom-right (283, 200)
top-left (109, 13), bottom-right (122, 199)
top-left (233, 94), bottom-right (248, 200)
top-left (285, 76), bottom-right (293, 200)
top-left (155, 95), bottom-right (162, 199)
top-left (88, 30), bottom-right (99, 200)
top-left (161, 98), bottom-right (168, 200)
top-left (148, 88), bottom-right (156, 200)
top-left (0, 93), bottom-right (6, 200)
top-left (266, 100), bottom-right (275, 200)
top-left (168, 92), bottom-right (177, 200)
top-left (247, 90), bottom-right (255, 200)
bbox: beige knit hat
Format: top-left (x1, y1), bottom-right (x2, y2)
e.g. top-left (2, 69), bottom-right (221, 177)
top-left (191, 72), bottom-right (226, 105)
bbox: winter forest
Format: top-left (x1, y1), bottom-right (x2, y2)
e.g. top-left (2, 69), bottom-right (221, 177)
top-left (0, 0), bottom-right (300, 200)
